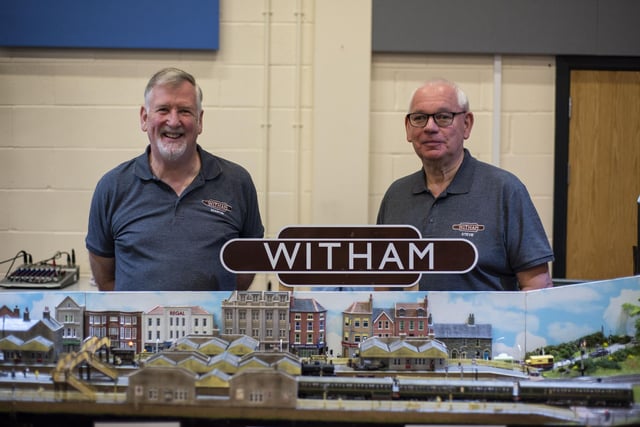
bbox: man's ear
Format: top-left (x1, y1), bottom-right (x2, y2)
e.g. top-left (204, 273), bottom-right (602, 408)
top-left (140, 106), bottom-right (148, 132)
top-left (463, 112), bottom-right (474, 139)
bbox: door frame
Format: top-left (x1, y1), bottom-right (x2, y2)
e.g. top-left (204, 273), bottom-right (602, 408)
top-left (553, 56), bottom-right (640, 278)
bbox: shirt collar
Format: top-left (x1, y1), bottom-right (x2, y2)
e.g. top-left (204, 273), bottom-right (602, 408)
top-left (133, 145), bottom-right (221, 181)
top-left (411, 148), bottom-right (476, 196)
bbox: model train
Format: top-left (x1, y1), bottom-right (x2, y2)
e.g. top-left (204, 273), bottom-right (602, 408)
top-left (297, 376), bottom-right (635, 408)
top-left (301, 361), bottom-right (336, 376)
top-left (525, 354), bottom-right (555, 370)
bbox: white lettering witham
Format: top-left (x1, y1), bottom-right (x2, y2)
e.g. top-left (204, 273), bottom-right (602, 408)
top-left (264, 242), bottom-right (301, 269)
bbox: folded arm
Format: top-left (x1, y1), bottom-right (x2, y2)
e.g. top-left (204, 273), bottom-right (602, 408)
top-left (88, 252), bottom-right (116, 291)
top-left (517, 263), bottom-right (553, 291)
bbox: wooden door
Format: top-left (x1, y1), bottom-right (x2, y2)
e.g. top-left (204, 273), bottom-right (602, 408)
top-left (566, 70), bottom-right (640, 280)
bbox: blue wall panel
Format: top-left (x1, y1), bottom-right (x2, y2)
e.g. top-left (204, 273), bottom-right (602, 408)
top-left (0, 0), bottom-right (219, 50)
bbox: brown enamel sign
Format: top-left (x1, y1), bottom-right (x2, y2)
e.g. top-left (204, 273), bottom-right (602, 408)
top-left (220, 225), bottom-right (477, 287)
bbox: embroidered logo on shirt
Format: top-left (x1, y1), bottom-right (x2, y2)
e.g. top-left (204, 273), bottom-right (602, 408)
top-left (452, 222), bottom-right (485, 237)
top-left (202, 199), bottom-right (232, 215)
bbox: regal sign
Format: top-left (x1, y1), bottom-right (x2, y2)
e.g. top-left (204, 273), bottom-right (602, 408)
top-left (221, 225), bottom-right (477, 287)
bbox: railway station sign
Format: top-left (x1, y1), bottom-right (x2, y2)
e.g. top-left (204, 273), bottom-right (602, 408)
top-left (221, 225), bottom-right (477, 287)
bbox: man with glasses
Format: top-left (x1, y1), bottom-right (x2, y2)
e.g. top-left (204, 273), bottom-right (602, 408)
top-left (376, 79), bottom-right (554, 291)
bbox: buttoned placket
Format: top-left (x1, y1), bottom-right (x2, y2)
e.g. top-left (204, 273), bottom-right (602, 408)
top-left (424, 194), bottom-right (438, 230)
top-left (173, 174), bottom-right (205, 218)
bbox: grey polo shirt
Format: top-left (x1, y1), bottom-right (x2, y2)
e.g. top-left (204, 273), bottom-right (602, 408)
top-left (86, 145), bottom-right (264, 291)
top-left (377, 149), bottom-right (554, 291)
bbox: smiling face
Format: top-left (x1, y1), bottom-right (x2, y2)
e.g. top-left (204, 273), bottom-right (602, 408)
top-left (140, 80), bottom-right (203, 163)
top-left (406, 82), bottom-right (473, 167)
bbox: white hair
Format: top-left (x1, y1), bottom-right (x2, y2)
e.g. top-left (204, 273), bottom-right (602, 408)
top-left (408, 79), bottom-right (469, 112)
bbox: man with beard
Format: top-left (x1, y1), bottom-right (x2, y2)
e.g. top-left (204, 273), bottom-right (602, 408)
top-left (86, 68), bottom-right (264, 291)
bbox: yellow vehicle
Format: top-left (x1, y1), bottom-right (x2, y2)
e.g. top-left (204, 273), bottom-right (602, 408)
top-left (525, 354), bottom-right (554, 370)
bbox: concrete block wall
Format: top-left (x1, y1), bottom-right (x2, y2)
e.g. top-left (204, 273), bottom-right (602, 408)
top-left (0, 0), bottom-right (555, 289)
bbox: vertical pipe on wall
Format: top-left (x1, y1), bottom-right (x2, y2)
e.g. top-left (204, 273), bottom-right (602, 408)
top-left (293, 0), bottom-right (304, 223)
top-left (492, 55), bottom-right (502, 167)
top-left (262, 0), bottom-right (272, 231)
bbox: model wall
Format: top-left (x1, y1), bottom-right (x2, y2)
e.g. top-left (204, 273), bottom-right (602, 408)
top-left (0, 0), bottom-right (554, 289)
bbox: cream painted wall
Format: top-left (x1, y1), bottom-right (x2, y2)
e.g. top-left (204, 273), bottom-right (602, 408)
top-left (0, 0), bottom-right (555, 290)
top-left (312, 0), bottom-right (371, 225)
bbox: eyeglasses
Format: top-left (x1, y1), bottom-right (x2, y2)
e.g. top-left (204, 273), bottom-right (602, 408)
top-left (406, 111), bottom-right (466, 128)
